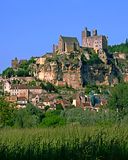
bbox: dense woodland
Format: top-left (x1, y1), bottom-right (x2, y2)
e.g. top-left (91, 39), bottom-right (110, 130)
top-left (108, 39), bottom-right (128, 53)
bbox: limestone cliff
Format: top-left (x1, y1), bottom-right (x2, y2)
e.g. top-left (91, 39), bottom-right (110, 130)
top-left (36, 49), bottom-right (122, 89)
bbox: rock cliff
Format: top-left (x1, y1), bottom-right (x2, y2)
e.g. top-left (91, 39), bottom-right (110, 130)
top-left (36, 49), bottom-right (122, 89)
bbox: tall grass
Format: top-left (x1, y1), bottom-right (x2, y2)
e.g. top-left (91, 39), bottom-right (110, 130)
top-left (0, 125), bottom-right (128, 160)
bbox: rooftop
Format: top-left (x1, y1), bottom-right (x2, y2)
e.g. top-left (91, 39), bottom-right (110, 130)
top-left (60, 36), bottom-right (79, 43)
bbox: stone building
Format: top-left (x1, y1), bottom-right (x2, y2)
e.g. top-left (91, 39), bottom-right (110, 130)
top-left (3, 81), bottom-right (11, 93)
top-left (11, 57), bottom-right (27, 69)
top-left (29, 86), bottom-right (43, 95)
top-left (57, 35), bottom-right (80, 53)
top-left (11, 57), bottom-right (19, 69)
top-left (82, 27), bottom-right (108, 52)
top-left (10, 84), bottom-right (29, 99)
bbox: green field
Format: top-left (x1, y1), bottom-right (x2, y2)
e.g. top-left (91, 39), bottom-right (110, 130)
top-left (0, 125), bottom-right (128, 160)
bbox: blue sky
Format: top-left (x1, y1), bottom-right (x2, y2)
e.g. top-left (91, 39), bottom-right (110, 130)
top-left (0, 0), bottom-right (128, 72)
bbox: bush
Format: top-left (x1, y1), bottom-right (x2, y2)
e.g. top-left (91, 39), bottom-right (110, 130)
top-left (40, 110), bottom-right (66, 127)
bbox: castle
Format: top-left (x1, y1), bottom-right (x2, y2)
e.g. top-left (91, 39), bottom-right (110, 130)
top-left (53, 27), bottom-right (108, 53)
top-left (82, 28), bottom-right (108, 52)
top-left (11, 57), bottom-right (27, 69)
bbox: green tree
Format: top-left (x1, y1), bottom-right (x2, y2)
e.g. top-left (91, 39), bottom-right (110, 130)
top-left (28, 80), bottom-right (36, 87)
top-left (16, 69), bottom-right (30, 77)
top-left (45, 82), bottom-right (58, 93)
top-left (40, 110), bottom-right (65, 127)
top-left (108, 83), bottom-right (128, 111)
top-left (0, 98), bottom-right (15, 127)
top-left (2, 67), bottom-right (15, 78)
top-left (14, 103), bottom-right (44, 128)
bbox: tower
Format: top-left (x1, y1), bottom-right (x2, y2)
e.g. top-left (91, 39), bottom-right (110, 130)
top-left (92, 29), bottom-right (97, 36)
top-left (82, 27), bottom-right (91, 47)
top-left (11, 57), bottom-right (19, 69)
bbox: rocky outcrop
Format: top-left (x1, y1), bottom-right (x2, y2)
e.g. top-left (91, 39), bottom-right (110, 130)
top-left (36, 50), bottom-right (123, 89)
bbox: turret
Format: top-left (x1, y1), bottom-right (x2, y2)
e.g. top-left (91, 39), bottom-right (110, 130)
top-left (92, 29), bottom-right (97, 36)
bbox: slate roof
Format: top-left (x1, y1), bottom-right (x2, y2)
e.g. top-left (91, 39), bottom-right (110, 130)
top-left (60, 36), bottom-right (79, 43)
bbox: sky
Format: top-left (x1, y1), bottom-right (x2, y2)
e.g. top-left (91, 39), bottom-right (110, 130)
top-left (0, 0), bottom-right (128, 72)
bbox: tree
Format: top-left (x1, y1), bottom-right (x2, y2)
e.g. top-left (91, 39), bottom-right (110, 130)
top-left (40, 110), bottom-right (65, 127)
top-left (0, 98), bottom-right (16, 127)
top-left (125, 38), bottom-right (128, 45)
top-left (108, 83), bottom-right (128, 111)
top-left (16, 69), bottom-right (30, 77)
top-left (2, 68), bottom-right (15, 78)
top-left (14, 103), bottom-right (44, 128)
top-left (45, 82), bottom-right (58, 93)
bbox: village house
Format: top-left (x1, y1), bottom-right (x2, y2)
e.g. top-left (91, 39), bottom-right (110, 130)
top-left (3, 80), bottom-right (11, 94)
top-left (10, 84), bottom-right (29, 99)
top-left (29, 86), bottom-right (43, 95)
top-left (36, 102), bottom-right (45, 110)
top-left (29, 94), bottom-right (41, 105)
top-left (5, 95), bottom-right (17, 103)
top-left (17, 97), bottom-right (28, 108)
top-left (9, 77), bottom-right (35, 83)
top-left (10, 84), bottom-right (43, 100)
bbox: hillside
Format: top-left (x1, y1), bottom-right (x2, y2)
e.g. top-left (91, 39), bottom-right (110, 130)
top-left (2, 42), bottom-right (128, 89)
top-left (108, 41), bottom-right (128, 53)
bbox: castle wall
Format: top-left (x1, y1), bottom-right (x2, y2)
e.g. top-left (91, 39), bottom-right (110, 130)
top-left (82, 28), bottom-right (108, 52)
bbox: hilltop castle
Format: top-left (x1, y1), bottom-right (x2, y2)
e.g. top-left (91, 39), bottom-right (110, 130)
top-left (82, 28), bottom-right (108, 52)
top-left (53, 27), bottom-right (108, 53)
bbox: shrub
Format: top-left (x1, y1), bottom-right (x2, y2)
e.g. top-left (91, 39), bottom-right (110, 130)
top-left (40, 110), bottom-right (66, 127)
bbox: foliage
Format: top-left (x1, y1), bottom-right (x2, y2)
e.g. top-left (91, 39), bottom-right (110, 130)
top-left (40, 110), bottom-right (65, 127)
top-left (0, 98), bottom-right (16, 127)
top-left (61, 108), bottom-right (119, 126)
top-left (28, 80), bottom-right (36, 87)
top-left (107, 83), bottom-right (128, 111)
top-left (81, 52), bottom-right (102, 65)
top-left (12, 79), bottom-right (20, 84)
top-left (108, 41), bottom-right (128, 53)
top-left (85, 84), bottom-right (100, 94)
top-left (41, 82), bottom-right (58, 93)
top-left (28, 57), bottom-right (36, 65)
top-left (88, 53), bottom-right (102, 65)
top-left (14, 103), bottom-right (44, 128)
top-left (56, 103), bottom-right (64, 110)
top-left (15, 69), bottom-right (30, 77)
top-left (2, 68), bottom-right (15, 78)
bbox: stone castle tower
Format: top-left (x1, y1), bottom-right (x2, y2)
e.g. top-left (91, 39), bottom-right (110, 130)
top-left (82, 27), bottom-right (108, 52)
top-left (11, 57), bottom-right (19, 69)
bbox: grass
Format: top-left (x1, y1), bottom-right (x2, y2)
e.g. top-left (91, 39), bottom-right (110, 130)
top-left (0, 125), bottom-right (128, 160)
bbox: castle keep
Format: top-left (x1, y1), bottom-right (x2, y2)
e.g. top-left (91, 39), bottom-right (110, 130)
top-left (82, 27), bottom-right (108, 52)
